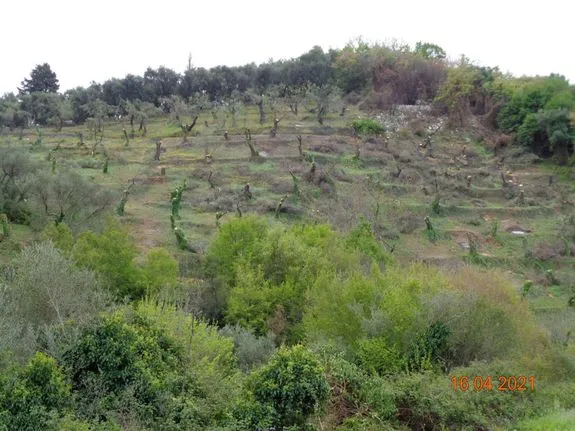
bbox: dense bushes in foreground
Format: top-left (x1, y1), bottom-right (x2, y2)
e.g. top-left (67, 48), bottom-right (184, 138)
top-left (1, 216), bottom-right (574, 430)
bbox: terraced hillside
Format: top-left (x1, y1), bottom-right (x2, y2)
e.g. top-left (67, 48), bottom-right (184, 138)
top-left (2, 104), bottom-right (575, 430)
top-left (2, 106), bottom-right (574, 341)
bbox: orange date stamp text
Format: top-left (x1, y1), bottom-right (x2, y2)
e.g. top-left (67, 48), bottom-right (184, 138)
top-left (451, 375), bottom-right (535, 392)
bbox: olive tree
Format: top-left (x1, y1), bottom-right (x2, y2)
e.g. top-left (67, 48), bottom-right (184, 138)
top-left (285, 83), bottom-right (308, 117)
top-left (265, 84), bottom-right (288, 121)
top-left (0, 242), bottom-right (108, 361)
top-left (162, 94), bottom-right (207, 142)
top-left (306, 83), bottom-right (343, 125)
top-left (124, 100), bottom-right (159, 136)
top-left (30, 169), bottom-right (115, 232)
top-left (20, 92), bottom-right (64, 126)
top-left (224, 90), bottom-right (245, 128)
top-left (0, 146), bottom-right (39, 223)
top-left (85, 99), bottom-right (112, 141)
top-left (8, 242), bottom-right (107, 326)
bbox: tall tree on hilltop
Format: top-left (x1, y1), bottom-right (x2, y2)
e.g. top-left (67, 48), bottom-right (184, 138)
top-left (414, 41), bottom-right (447, 60)
top-left (19, 63), bottom-right (60, 95)
top-left (143, 66), bottom-right (180, 106)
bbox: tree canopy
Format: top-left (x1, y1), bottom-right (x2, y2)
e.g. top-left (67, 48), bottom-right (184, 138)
top-left (19, 63), bottom-right (60, 94)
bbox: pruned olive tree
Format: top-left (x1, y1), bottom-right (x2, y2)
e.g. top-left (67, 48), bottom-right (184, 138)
top-left (224, 90), bottom-right (244, 129)
top-left (247, 90), bottom-right (266, 124)
top-left (131, 100), bottom-right (160, 136)
top-left (265, 84), bottom-right (288, 122)
top-left (285, 84), bottom-right (308, 117)
top-left (85, 99), bottom-right (112, 141)
top-left (213, 100), bottom-right (229, 130)
top-left (162, 94), bottom-right (207, 143)
top-left (305, 83), bottom-right (343, 125)
top-left (122, 99), bottom-right (159, 137)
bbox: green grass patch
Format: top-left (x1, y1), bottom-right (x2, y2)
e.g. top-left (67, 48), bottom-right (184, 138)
top-left (511, 409), bottom-right (575, 430)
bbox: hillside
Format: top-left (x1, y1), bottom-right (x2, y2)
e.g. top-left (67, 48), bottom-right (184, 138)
top-left (1, 41), bottom-right (575, 430)
top-left (1, 103), bottom-right (574, 429)
top-left (3, 104), bottom-right (574, 287)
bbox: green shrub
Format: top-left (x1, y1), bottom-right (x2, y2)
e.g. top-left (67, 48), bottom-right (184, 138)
top-left (407, 321), bottom-right (451, 372)
top-left (41, 222), bottom-right (74, 255)
top-left (431, 195), bottom-right (442, 215)
top-left (0, 352), bottom-right (71, 431)
top-left (390, 358), bottom-right (575, 430)
top-left (346, 217), bottom-right (392, 266)
top-left (359, 379), bottom-right (396, 423)
top-left (304, 264), bottom-right (449, 355)
top-left (56, 415), bottom-right (120, 431)
top-left (394, 371), bottom-right (490, 429)
top-left (204, 215), bottom-right (269, 288)
top-left (219, 324), bottom-right (276, 372)
top-left (207, 218), bottom-right (360, 342)
top-left (497, 75), bottom-right (574, 134)
top-left (135, 302), bottom-right (241, 424)
top-left (317, 345), bottom-right (397, 424)
top-left (249, 345), bottom-right (329, 429)
top-left (289, 222), bottom-right (361, 273)
top-left (306, 264), bottom-right (547, 376)
top-left (435, 62), bottom-right (482, 124)
top-left (61, 303), bottom-right (240, 428)
top-left (516, 112), bottom-right (539, 147)
top-left (428, 267), bottom-right (547, 367)
top-left (231, 397), bottom-right (275, 431)
top-left (351, 118), bottom-right (385, 135)
top-left (62, 311), bottom-right (178, 409)
top-left (356, 338), bottom-right (405, 376)
top-left (140, 247), bottom-right (179, 296)
top-left (72, 218), bottom-right (145, 299)
top-left (75, 157), bottom-right (102, 169)
top-left (225, 264), bottom-right (276, 336)
top-left (29, 169), bottom-right (115, 232)
top-left (496, 75), bottom-right (575, 162)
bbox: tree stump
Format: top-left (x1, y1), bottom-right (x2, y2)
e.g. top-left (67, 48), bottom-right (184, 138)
top-left (275, 195), bottom-right (287, 218)
top-left (154, 141), bottom-right (163, 161)
top-left (243, 183), bottom-right (252, 200)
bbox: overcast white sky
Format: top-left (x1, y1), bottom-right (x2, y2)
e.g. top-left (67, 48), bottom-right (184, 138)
top-left (1, 0), bottom-right (573, 95)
